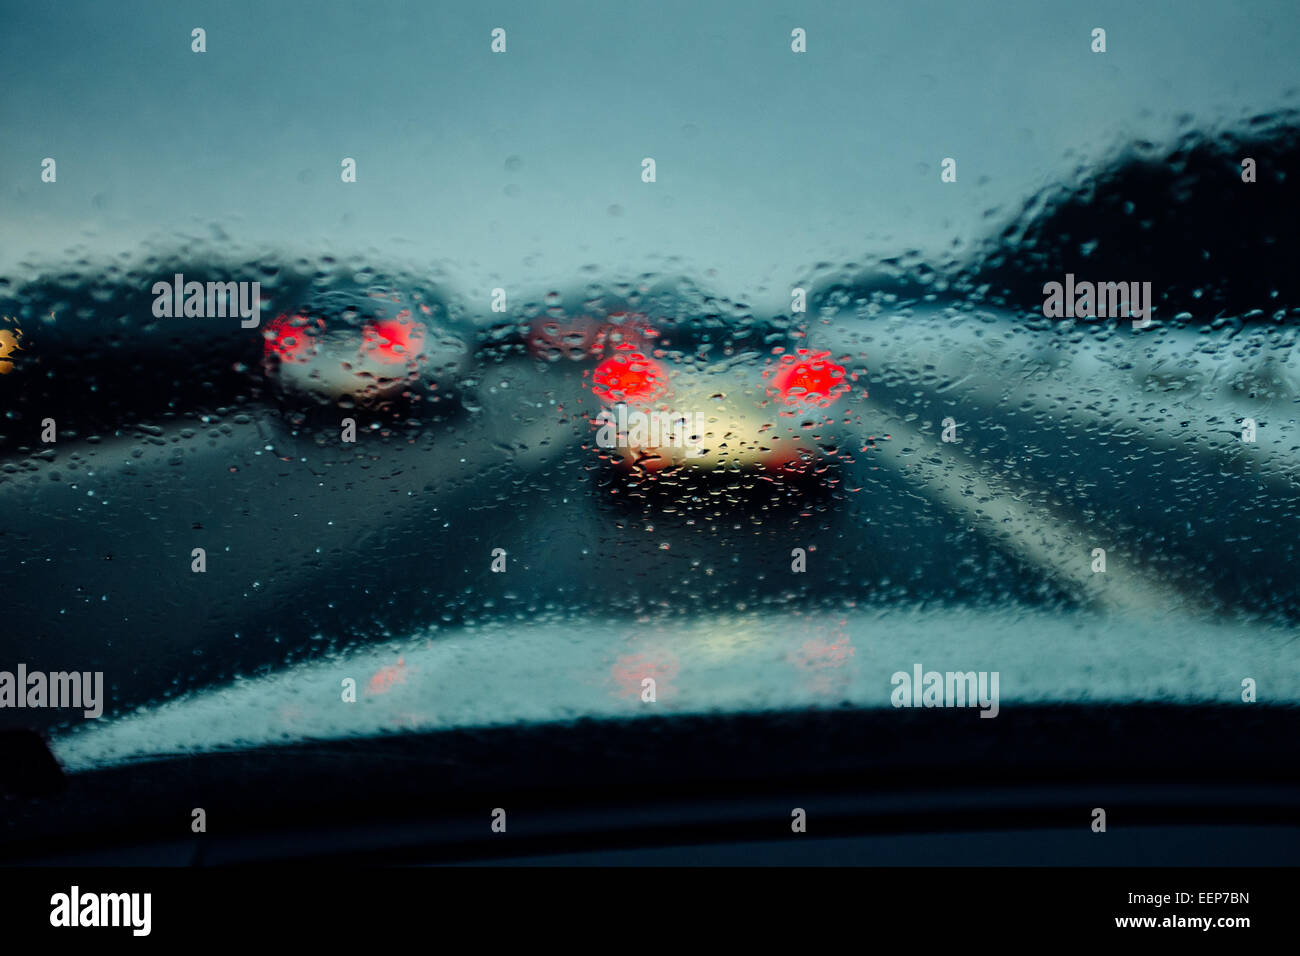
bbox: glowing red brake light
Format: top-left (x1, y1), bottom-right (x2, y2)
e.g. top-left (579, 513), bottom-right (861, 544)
top-left (766, 349), bottom-right (850, 407)
top-left (591, 346), bottom-right (669, 403)
top-left (264, 314), bottom-right (319, 363)
top-left (361, 312), bottom-right (426, 364)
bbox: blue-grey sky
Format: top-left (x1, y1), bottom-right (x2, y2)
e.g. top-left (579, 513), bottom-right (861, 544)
top-left (2, 0), bottom-right (1298, 308)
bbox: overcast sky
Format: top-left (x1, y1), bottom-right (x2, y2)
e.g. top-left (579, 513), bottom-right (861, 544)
top-left (2, 0), bottom-right (1298, 309)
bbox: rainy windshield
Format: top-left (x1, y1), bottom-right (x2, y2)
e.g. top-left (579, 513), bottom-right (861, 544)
top-left (1, 0), bottom-right (1298, 772)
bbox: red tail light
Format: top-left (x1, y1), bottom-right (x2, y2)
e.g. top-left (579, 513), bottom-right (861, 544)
top-left (766, 349), bottom-right (850, 407)
top-left (360, 311), bottom-right (426, 364)
top-left (264, 314), bottom-right (320, 363)
top-left (591, 346), bottom-right (669, 403)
